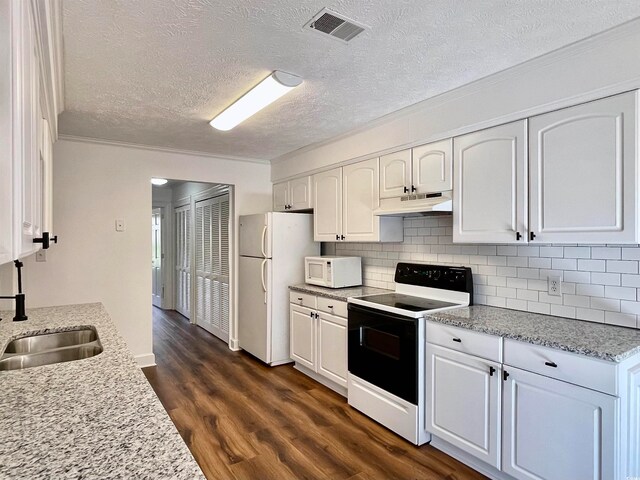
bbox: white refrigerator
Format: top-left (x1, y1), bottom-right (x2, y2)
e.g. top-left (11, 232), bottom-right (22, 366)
top-left (238, 212), bottom-right (319, 365)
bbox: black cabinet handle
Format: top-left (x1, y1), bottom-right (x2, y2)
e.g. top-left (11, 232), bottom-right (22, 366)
top-left (297, 297), bottom-right (303, 301)
top-left (33, 231), bottom-right (56, 249)
top-left (411, 185), bottom-right (416, 192)
top-left (530, 231), bottom-right (536, 241)
top-left (403, 186), bottom-right (409, 193)
top-left (503, 370), bottom-right (510, 381)
top-left (336, 234), bottom-right (339, 241)
top-left (340, 235), bottom-right (345, 241)
top-left (544, 361), bottom-right (558, 368)
top-left (516, 231), bottom-right (522, 241)
top-left (452, 337), bottom-right (462, 343)
top-left (489, 366), bottom-right (496, 376)
top-left (327, 305), bottom-right (333, 309)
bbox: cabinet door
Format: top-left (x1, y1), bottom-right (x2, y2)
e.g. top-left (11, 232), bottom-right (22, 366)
top-left (17, 1), bottom-right (42, 257)
top-left (412, 138), bottom-right (452, 194)
top-left (342, 158), bottom-right (380, 242)
top-left (290, 304), bottom-right (316, 370)
top-left (40, 117), bottom-right (53, 234)
top-left (317, 312), bottom-right (347, 388)
top-left (289, 176), bottom-right (312, 211)
top-left (529, 92), bottom-right (637, 243)
top-left (0, 0), bottom-right (13, 265)
top-left (313, 168), bottom-right (342, 242)
top-left (426, 344), bottom-right (501, 468)
top-left (379, 149), bottom-right (411, 199)
top-left (453, 121), bottom-right (527, 244)
top-left (272, 181), bottom-right (288, 212)
top-left (502, 366), bottom-right (616, 480)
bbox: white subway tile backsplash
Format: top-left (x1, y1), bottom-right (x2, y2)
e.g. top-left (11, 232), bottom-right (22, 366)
top-left (334, 216), bottom-right (640, 330)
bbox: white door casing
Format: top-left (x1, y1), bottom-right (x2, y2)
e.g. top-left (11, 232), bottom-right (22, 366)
top-left (174, 204), bottom-right (191, 319)
top-left (151, 208), bottom-right (163, 308)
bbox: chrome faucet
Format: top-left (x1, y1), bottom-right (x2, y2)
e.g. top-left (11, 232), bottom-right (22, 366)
top-left (0, 260), bottom-right (28, 322)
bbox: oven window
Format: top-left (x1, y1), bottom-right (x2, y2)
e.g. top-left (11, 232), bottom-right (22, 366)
top-left (362, 327), bottom-right (400, 360)
top-left (308, 263), bottom-right (323, 279)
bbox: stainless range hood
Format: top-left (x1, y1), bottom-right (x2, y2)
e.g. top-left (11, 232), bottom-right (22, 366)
top-left (374, 190), bottom-right (453, 217)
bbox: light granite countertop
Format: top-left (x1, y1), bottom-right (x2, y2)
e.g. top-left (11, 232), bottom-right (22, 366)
top-left (0, 303), bottom-right (205, 480)
top-left (427, 305), bottom-right (640, 363)
top-left (289, 283), bottom-right (392, 301)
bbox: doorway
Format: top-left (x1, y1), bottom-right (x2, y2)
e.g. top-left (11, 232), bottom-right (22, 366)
top-left (152, 180), bottom-right (232, 344)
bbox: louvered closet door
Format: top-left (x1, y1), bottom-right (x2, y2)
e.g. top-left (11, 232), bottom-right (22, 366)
top-left (194, 194), bottom-right (230, 342)
top-left (174, 205), bottom-right (191, 319)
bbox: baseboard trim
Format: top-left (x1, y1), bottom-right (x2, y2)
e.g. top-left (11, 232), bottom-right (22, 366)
top-left (135, 353), bottom-right (156, 368)
top-left (228, 337), bottom-right (240, 351)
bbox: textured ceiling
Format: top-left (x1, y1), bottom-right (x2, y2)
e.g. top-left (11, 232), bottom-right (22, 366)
top-left (60, 0), bottom-right (640, 161)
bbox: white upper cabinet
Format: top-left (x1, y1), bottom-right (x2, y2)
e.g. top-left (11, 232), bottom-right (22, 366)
top-left (529, 92), bottom-right (637, 243)
top-left (272, 176), bottom-right (312, 212)
top-left (313, 168), bottom-right (343, 241)
top-left (453, 120), bottom-right (527, 244)
top-left (412, 138), bottom-right (452, 194)
top-left (272, 181), bottom-right (288, 211)
top-left (379, 140), bottom-right (452, 201)
top-left (343, 158), bottom-right (381, 242)
top-left (379, 149), bottom-right (411, 199)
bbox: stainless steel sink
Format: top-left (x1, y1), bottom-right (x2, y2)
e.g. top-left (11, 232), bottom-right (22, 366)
top-left (0, 328), bottom-right (103, 371)
top-left (4, 328), bottom-right (98, 354)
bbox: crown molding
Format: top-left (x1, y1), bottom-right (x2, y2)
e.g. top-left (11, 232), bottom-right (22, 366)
top-left (57, 135), bottom-right (271, 165)
top-left (272, 17), bottom-right (640, 165)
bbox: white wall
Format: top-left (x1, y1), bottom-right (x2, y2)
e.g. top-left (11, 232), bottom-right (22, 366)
top-left (22, 139), bottom-right (271, 364)
top-left (332, 216), bottom-right (640, 329)
top-left (272, 19), bottom-right (640, 181)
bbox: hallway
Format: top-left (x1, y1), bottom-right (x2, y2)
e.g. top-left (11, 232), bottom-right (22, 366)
top-left (143, 307), bottom-right (487, 480)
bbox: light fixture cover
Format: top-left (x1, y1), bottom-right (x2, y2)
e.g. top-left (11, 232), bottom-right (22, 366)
top-left (151, 178), bottom-right (168, 186)
top-left (210, 71), bottom-right (303, 131)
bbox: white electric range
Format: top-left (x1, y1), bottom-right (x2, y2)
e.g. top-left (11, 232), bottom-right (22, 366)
top-left (347, 262), bottom-right (473, 445)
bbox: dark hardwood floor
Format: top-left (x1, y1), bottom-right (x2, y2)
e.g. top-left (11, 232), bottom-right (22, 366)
top-left (143, 307), bottom-right (488, 480)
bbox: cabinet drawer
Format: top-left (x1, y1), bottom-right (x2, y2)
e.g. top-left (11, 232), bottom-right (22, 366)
top-left (503, 338), bottom-right (617, 396)
top-left (426, 321), bottom-right (502, 363)
top-left (289, 291), bottom-right (317, 309)
top-left (317, 297), bottom-right (347, 317)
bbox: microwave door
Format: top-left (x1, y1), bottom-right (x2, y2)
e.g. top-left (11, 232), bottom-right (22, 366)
top-left (306, 261), bottom-right (325, 284)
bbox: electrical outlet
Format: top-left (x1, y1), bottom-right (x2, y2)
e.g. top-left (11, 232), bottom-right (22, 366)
top-left (36, 250), bottom-right (46, 262)
top-left (548, 275), bottom-right (562, 296)
top-left (115, 219), bottom-right (125, 232)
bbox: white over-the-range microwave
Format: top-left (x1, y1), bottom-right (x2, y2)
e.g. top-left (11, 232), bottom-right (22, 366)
top-left (304, 256), bottom-right (362, 288)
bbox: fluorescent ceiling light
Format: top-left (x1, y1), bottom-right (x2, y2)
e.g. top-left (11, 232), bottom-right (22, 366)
top-left (210, 71), bottom-right (303, 131)
top-left (151, 178), bottom-right (168, 186)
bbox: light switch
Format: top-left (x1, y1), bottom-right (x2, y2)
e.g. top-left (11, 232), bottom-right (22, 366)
top-left (115, 219), bottom-right (126, 232)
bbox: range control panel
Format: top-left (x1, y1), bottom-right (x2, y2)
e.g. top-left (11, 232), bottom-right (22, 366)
top-left (394, 263), bottom-right (473, 296)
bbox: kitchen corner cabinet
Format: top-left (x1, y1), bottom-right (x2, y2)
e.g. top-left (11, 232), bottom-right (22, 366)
top-left (1, 1), bottom-right (55, 265)
top-left (453, 120), bottom-right (527, 244)
top-left (313, 159), bottom-right (403, 243)
top-left (289, 292), bottom-right (348, 392)
top-left (453, 91), bottom-right (638, 244)
top-left (379, 139), bottom-right (452, 200)
top-left (273, 176), bottom-right (312, 212)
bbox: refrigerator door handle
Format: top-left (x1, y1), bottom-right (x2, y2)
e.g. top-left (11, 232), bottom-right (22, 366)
top-left (261, 259), bottom-right (268, 304)
top-left (261, 225), bottom-right (268, 258)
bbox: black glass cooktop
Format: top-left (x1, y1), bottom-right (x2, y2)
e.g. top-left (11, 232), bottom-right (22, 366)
top-left (357, 293), bottom-right (459, 312)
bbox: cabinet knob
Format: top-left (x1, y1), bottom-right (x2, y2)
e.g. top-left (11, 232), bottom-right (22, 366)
top-left (411, 185), bottom-right (416, 193)
top-left (403, 186), bottom-right (409, 194)
top-left (516, 231), bottom-right (522, 241)
top-left (336, 234), bottom-right (340, 241)
top-left (489, 366), bottom-right (496, 376)
top-left (530, 231), bottom-right (536, 241)
top-left (340, 235), bottom-right (345, 241)
top-left (503, 370), bottom-right (510, 381)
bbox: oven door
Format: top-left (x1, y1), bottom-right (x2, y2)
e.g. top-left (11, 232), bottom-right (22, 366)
top-left (348, 303), bottom-right (418, 404)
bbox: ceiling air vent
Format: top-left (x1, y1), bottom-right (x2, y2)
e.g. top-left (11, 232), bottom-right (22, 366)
top-left (304, 8), bottom-right (367, 43)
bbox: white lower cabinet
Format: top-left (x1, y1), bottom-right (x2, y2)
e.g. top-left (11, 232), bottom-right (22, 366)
top-left (425, 322), bottom-right (637, 480)
top-left (426, 344), bottom-right (501, 468)
top-left (502, 366), bottom-right (616, 480)
top-left (290, 293), bottom-right (348, 392)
